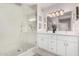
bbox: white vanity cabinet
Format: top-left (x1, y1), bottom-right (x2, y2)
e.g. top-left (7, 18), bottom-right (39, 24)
top-left (57, 39), bottom-right (78, 56)
top-left (37, 34), bottom-right (49, 50)
top-left (57, 35), bottom-right (78, 56)
top-left (37, 34), bottom-right (57, 54)
top-left (37, 33), bottom-right (79, 56)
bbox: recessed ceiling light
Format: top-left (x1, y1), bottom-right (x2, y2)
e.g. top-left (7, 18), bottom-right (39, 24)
top-left (29, 18), bottom-right (36, 22)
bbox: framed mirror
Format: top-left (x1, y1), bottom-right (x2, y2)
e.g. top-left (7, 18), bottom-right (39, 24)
top-left (47, 11), bottom-right (72, 32)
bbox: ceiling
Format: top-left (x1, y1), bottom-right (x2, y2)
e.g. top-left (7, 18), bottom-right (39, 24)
top-left (38, 3), bottom-right (79, 14)
top-left (38, 3), bottom-right (56, 10)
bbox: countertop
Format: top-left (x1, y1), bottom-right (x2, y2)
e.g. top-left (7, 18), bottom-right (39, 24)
top-left (37, 31), bottom-right (79, 36)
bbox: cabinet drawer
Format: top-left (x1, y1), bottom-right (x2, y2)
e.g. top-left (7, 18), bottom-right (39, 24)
top-left (66, 36), bottom-right (78, 43)
top-left (57, 35), bottom-right (78, 43)
top-left (57, 35), bottom-right (66, 41)
top-left (37, 34), bottom-right (44, 38)
top-left (48, 35), bottom-right (56, 40)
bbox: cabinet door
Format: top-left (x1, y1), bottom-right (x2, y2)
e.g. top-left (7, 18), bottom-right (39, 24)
top-left (37, 35), bottom-right (49, 50)
top-left (57, 40), bottom-right (66, 56)
top-left (37, 35), bottom-right (45, 49)
top-left (49, 39), bottom-right (56, 54)
top-left (42, 35), bottom-right (49, 50)
top-left (66, 42), bottom-right (78, 56)
top-left (37, 37), bottom-right (43, 48)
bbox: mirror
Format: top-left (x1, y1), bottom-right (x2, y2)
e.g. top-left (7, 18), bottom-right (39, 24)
top-left (47, 11), bottom-right (72, 32)
top-left (47, 16), bottom-right (57, 32)
top-left (58, 18), bottom-right (71, 31)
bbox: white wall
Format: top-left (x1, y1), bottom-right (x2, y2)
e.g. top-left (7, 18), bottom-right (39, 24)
top-left (37, 4), bottom-right (47, 32)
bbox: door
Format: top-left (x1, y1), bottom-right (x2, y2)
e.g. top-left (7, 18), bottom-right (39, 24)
top-left (57, 40), bottom-right (66, 56)
top-left (66, 41), bottom-right (78, 56)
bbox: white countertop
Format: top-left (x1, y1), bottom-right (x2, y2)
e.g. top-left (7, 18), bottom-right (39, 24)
top-left (37, 31), bottom-right (79, 36)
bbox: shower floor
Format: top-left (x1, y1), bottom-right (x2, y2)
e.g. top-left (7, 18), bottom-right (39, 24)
top-left (18, 47), bottom-right (56, 56)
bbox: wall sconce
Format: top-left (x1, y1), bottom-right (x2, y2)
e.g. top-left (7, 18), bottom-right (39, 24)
top-left (47, 9), bottom-right (64, 17)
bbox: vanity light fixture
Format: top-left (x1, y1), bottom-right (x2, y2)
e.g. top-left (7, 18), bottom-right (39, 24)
top-left (47, 9), bottom-right (64, 17)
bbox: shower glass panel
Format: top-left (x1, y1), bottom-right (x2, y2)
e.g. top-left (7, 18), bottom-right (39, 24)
top-left (0, 3), bottom-right (37, 56)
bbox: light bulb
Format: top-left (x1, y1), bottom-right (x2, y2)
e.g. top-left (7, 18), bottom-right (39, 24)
top-left (60, 10), bottom-right (64, 15)
top-left (56, 11), bottom-right (59, 16)
top-left (52, 13), bottom-right (55, 17)
top-left (48, 14), bottom-right (52, 17)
